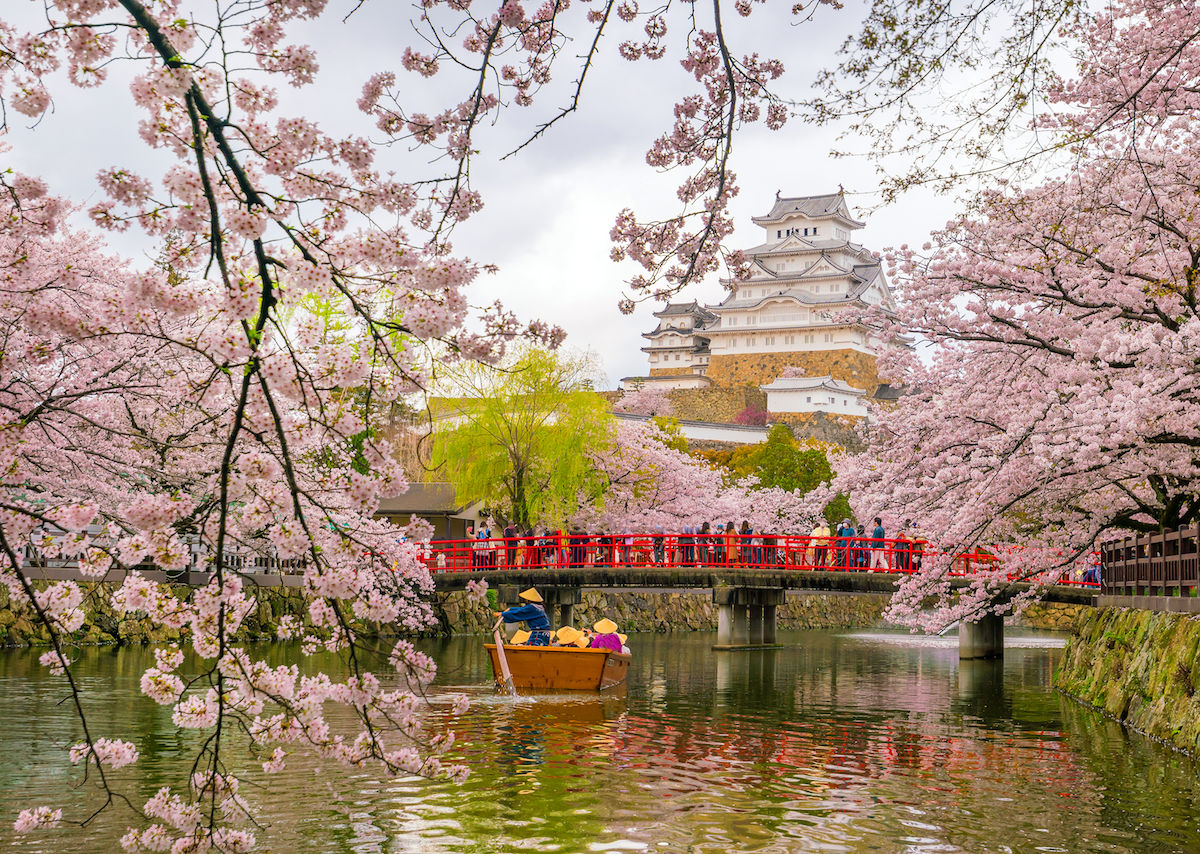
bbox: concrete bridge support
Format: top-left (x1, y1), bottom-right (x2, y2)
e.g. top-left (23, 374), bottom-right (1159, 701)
top-left (959, 613), bottom-right (1004, 659)
top-left (714, 587), bottom-right (785, 649)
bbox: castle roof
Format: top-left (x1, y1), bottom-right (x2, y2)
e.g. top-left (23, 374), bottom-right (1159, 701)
top-left (752, 192), bottom-right (865, 228)
top-left (760, 375), bottom-right (867, 396)
top-left (652, 300), bottom-right (716, 321)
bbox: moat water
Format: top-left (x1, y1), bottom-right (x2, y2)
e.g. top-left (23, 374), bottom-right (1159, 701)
top-left (0, 629), bottom-right (1198, 853)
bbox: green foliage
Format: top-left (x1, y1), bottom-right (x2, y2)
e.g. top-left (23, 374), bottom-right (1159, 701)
top-left (822, 493), bottom-right (854, 527)
top-left (728, 425), bottom-right (832, 493)
top-left (714, 423), bottom-right (854, 524)
top-left (650, 416), bottom-right (689, 453)
top-left (431, 348), bottom-right (614, 529)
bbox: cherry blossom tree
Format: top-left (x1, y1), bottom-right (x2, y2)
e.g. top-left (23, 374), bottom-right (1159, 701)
top-left (842, 0), bottom-right (1200, 631)
top-left (574, 419), bottom-right (823, 533)
top-left (0, 0), bottom-right (810, 847)
top-left (614, 385), bottom-right (674, 417)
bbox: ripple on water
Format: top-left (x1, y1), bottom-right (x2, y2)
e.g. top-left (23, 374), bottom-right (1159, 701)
top-left (0, 631), bottom-right (1197, 853)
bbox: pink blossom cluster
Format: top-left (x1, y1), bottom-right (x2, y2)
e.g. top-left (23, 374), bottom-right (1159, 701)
top-left (836, 0), bottom-right (1200, 630)
top-left (614, 386), bottom-right (674, 417)
top-left (69, 738), bottom-right (139, 770)
top-left (571, 420), bottom-right (825, 533)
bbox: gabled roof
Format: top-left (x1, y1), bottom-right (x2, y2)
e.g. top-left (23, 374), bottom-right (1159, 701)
top-left (652, 300), bottom-right (716, 322)
top-left (760, 375), bottom-right (868, 396)
top-left (377, 483), bottom-right (478, 515)
top-left (752, 192), bottom-right (865, 228)
top-left (799, 252), bottom-right (853, 278)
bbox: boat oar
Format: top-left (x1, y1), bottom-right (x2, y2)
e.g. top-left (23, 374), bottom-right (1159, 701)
top-left (491, 617), bottom-right (517, 696)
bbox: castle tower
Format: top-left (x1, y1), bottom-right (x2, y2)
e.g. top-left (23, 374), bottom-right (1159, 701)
top-left (637, 301), bottom-right (716, 389)
top-left (700, 191), bottom-right (895, 391)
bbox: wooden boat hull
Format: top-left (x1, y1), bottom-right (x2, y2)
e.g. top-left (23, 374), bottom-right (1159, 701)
top-left (484, 644), bottom-right (631, 691)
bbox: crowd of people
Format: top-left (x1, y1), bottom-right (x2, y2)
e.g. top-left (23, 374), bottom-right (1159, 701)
top-left (456, 518), bottom-right (929, 573)
top-left (494, 588), bottom-right (631, 653)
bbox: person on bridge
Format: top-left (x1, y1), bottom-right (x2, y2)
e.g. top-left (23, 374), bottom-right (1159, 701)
top-left (590, 618), bottom-right (623, 653)
top-left (494, 588), bottom-right (551, 646)
top-left (811, 518), bottom-right (831, 568)
top-left (869, 517), bottom-right (890, 571)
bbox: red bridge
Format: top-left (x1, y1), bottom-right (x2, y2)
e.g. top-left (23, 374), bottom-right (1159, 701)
top-left (420, 532), bottom-right (1100, 589)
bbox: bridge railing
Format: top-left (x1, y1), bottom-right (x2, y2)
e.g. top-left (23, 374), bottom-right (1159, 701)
top-left (1099, 525), bottom-right (1200, 597)
top-left (419, 534), bottom-right (1100, 588)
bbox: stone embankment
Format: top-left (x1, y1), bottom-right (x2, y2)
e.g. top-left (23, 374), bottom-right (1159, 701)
top-left (436, 589), bottom-right (889, 635)
top-left (0, 581), bottom-right (313, 647)
top-left (1, 579), bottom-right (1085, 648)
top-left (1055, 607), bottom-right (1200, 757)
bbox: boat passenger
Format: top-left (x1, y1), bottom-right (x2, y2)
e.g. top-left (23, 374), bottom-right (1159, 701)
top-left (617, 633), bottom-right (630, 655)
top-left (494, 587), bottom-right (552, 646)
top-left (507, 629), bottom-right (531, 646)
top-left (573, 627), bottom-right (593, 648)
top-left (590, 618), bottom-right (622, 653)
top-left (553, 626), bottom-right (584, 646)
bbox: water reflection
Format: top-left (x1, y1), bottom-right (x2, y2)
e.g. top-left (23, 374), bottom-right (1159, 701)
top-left (0, 630), bottom-right (1198, 852)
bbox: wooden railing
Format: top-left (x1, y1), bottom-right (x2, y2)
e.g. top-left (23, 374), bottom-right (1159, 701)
top-left (1099, 526), bottom-right (1200, 597)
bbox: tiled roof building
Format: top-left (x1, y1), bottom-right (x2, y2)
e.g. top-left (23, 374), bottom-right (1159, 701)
top-left (624, 191), bottom-right (897, 417)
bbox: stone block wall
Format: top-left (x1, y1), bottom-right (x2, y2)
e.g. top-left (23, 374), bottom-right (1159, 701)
top-left (770, 412), bottom-right (864, 450)
top-left (1055, 607), bottom-right (1200, 757)
top-left (666, 387), bottom-right (767, 422)
top-left (705, 349), bottom-right (880, 391)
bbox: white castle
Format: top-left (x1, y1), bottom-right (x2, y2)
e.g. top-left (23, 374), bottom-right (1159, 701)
top-left (626, 191), bottom-right (898, 418)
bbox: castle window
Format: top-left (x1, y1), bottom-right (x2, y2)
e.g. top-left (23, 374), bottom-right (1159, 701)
top-left (829, 396), bottom-right (835, 403)
top-left (813, 227), bottom-right (818, 235)
top-left (806, 396), bottom-right (811, 403)
top-left (777, 230), bottom-right (782, 238)
top-left (803, 228), bottom-right (809, 236)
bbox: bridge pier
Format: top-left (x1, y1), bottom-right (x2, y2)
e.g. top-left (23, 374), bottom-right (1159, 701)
top-left (714, 587), bottom-right (785, 650)
top-left (959, 613), bottom-right (1004, 659)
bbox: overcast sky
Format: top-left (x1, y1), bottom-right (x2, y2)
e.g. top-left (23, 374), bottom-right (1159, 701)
top-left (6, 0), bottom-right (960, 388)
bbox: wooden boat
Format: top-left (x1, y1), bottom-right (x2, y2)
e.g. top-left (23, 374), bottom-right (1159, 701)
top-left (484, 643), bottom-right (631, 691)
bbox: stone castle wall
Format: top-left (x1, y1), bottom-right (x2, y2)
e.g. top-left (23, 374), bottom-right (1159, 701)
top-left (704, 349), bottom-right (880, 391)
top-left (666, 387), bottom-right (766, 422)
top-left (770, 412), bottom-right (864, 449)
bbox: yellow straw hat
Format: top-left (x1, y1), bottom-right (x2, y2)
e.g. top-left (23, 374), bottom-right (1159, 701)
top-left (593, 618), bottom-right (618, 634)
top-left (555, 626), bottom-right (583, 645)
top-left (519, 587), bottom-right (543, 603)
top-left (617, 633), bottom-right (628, 644)
top-left (510, 629), bottom-right (531, 645)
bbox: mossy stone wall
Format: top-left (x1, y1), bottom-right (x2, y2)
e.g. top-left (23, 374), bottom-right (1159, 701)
top-left (1055, 607), bottom-right (1200, 756)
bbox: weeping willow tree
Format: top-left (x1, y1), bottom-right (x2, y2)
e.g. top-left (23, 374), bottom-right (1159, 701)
top-left (431, 348), bottom-right (614, 529)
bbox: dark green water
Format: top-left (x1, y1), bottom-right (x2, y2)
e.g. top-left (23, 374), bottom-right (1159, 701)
top-left (0, 630), bottom-right (1198, 853)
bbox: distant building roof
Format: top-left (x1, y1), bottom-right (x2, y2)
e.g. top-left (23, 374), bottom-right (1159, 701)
top-left (760, 375), bottom-right (868, 396)
top-left (377, 483), bottom-right (476, 515)
top-left (652, 301), bottom-right (717, 320)
top-left (872, 383), bottom-right (905, 401)
top-left (752, 192), bottom-right (865, 228)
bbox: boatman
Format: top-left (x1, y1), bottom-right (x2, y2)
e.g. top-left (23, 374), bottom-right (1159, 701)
top-left (494, 587), bottom-right (552, 646)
